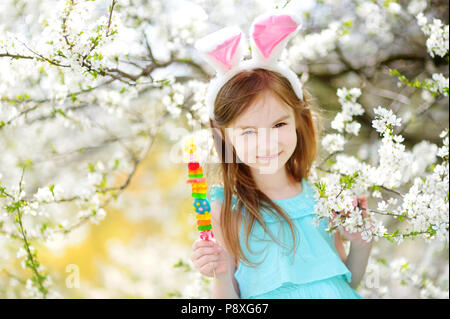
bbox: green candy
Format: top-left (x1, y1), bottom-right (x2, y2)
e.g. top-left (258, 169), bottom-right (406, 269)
top-left (189, 173), bottom-right (203, 178)
top-left (198, 224), bottom-right (212, 231)
top-left (192, 193), bottom-right (206, 199)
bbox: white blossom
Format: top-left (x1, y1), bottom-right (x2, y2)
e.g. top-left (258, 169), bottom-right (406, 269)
top-left (372, 106), bottom-right (402, 135)
top-left (322, 134), bottom-right (346, 153)
top-left (407, 0), bottom-right (427, 16)
top-left (416, 13), bottom-right (449, 58)
top-left (34, 187), bottom-right (54, 202)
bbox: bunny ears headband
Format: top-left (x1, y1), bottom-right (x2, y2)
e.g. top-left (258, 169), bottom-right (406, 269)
top-left (194, 9), bottom-right (304, 121)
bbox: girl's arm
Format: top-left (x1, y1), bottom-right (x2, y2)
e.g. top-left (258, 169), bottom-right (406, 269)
top-left (344, 239), bottom-right (373, 289)
top-left (334, 231), bottom-right (348, 263)
top-left (210, 200), bottom-right (240, 299)
top-left (335, 224), bottom-right (373, 289)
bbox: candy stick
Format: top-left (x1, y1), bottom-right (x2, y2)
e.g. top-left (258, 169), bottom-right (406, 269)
top-left (184, 136), bottom-right (216, 280)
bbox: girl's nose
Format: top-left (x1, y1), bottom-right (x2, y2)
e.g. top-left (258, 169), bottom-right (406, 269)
top-left (257, 128), bottom-right (279, 154)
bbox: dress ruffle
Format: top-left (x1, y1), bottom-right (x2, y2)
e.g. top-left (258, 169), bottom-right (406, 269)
top-left (248, 275), bottom-right (363, 299)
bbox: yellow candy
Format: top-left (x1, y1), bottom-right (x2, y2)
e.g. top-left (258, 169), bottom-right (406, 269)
top-left (196, 212), bottom-right (211, 220)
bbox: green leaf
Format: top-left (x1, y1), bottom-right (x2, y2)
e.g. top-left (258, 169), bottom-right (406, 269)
top-left (173, 259), bottom-right (184, 268)
top-left (114, 159), bottom-right (119, 169)
top-left (49, 184), bottom-right (55, 196)
top-left (371, 184), bottom-right (381, 193)
top-left (88, 163), bottom-right (95, 172)
top-left (53, 108), bottom-right (67, 117)
top-left (18, 158), bottom-right (33, 169)
top-left (384, 232), bottom-right (393, 243)
top-left (427, 224), bottom-right (436, 237)
top-left (98, 174), bottom-right (107, 188)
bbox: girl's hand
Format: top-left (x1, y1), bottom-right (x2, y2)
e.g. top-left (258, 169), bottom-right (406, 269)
top-left (190, 238), bottom-right (229, 277)
top-left (330, 195), bottom-right (374, 246)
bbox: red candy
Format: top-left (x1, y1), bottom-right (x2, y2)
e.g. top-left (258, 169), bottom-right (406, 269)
top-left (188, 162), bottom-right (200, 170)
top-left (199, 230), bottom-right (214, 241)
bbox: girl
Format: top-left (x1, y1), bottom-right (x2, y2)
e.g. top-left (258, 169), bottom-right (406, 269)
top-left (190, 11), bottom-right (373, 299)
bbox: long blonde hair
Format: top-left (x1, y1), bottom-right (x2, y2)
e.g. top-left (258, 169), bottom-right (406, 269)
top-left (208, 68), bottom-right (323, 268)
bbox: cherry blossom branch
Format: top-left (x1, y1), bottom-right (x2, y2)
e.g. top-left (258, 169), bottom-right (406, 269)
top-left (61, 0), bottom-right (75, 52)
top-left (0, 53), bottom-right (34, 60)
top-left (31, 135), bottom-right (137, 165)
top-left (10, 168), bottom-right (48, 298)
top-left (316, 165), bottom-right (403, 197)
top-left (0, 78), bottom-right (115, 129)
top-left (106, 0), bottom-right (118, 38)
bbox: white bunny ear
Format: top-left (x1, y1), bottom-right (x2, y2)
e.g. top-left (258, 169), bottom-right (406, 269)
top-left (249, 10), bottom-right (302, 65)
top-left (195, 26), bottom-right (245, 76)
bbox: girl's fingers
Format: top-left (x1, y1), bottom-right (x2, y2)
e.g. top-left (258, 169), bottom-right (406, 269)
top-left (359, 201), bottom-right (369, 218)
top-left (350, 195), bottom-right (368, 217)
top-left (193, 247), bottom-right (219, 261)
top-left (192, 238), bottom-right (214, 250)
top-left (196, 254), bottom-right (219, 269)
top-left (352, 195), bottom-right (358, 208)
top-left (365, 215), bottom-right (376, 230)
top-left (200, 262), bottom-right (217, 276)
top-left (357, 195), bottom-right (368, 209)
top-left (332, 209), bottom-right (349, 218)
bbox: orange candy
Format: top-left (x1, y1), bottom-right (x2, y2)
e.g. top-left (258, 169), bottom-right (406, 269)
top-left (197, 219), bottom-right (211, 226)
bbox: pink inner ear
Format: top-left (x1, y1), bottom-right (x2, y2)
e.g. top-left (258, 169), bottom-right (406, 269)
top-left (253, 15), bottom-right (298, 59)
top-left (207, 33), bottom-right (242, 70)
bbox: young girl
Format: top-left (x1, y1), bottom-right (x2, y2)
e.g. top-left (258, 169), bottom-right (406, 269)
top-left (190, 11), bottom-right (373, 299)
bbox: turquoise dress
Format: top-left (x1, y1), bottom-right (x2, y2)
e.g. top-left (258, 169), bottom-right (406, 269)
top-left (209, 178), bottom-right (363, 299)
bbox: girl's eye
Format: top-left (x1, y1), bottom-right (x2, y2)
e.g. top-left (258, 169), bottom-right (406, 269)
top-left (241, 123), bottom-right (286, 135)
top-left (274, 122), bottom-right (286, 128)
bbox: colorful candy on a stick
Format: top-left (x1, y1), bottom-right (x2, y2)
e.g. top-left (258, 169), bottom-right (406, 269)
top-left (185, 137), bottom-right (215, 242)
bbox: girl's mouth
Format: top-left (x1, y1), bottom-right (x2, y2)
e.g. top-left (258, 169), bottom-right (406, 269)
top-left (257, 151), bottom-right (282, 160)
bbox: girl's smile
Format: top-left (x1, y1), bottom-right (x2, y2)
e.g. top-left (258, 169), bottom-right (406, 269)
top-left (257, 151), bottom-right (283, 161)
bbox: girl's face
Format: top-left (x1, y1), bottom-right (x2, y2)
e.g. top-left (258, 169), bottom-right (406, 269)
top-left (225, 90), bottom-right (298, 174)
